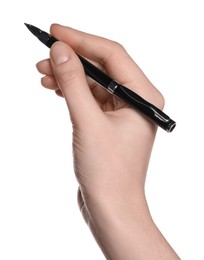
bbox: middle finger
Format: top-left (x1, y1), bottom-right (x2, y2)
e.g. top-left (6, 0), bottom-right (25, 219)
top-left (36, 59), bottom-right (53, 75)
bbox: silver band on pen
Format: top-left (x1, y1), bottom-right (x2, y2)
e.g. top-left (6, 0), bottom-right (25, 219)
top-left (107, 80), bottom-right (119, 94)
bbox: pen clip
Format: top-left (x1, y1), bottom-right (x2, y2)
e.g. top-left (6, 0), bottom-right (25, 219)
top-left (115, 85), bottom-right (176, 132)
top-left (120, 86), bottom-right (169, 121)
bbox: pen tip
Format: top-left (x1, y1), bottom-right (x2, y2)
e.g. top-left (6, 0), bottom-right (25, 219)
top-left (24, 23), bottom-right (30, 28)
top-left (24, 23), bottom-right (41, 37)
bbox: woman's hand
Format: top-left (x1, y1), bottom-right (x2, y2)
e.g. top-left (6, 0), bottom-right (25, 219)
top-left (36, 24), bottom-right (179, 260)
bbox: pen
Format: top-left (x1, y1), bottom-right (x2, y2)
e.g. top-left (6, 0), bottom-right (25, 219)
top-left (24, 23), bottom-right (176, 132)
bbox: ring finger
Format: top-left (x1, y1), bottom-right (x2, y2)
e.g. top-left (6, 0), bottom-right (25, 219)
top-left (41, 75), bottom-right (59, 90)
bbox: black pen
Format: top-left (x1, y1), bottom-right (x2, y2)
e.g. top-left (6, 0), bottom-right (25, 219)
top-left (25, 23), bottom-right (176, 132)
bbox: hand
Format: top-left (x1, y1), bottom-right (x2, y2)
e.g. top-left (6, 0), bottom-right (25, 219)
top-left (36, 24), bottom-right (179, 260)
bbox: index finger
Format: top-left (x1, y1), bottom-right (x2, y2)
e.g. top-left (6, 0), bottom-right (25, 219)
top-left (50, 24), bottom-right (153, 91)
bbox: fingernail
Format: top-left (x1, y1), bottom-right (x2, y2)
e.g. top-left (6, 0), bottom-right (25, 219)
top-left (51, 42), bottom-right (69, 65)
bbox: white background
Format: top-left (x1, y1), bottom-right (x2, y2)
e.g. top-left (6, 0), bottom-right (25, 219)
top-left (0, 0), bottom-right (203, 259)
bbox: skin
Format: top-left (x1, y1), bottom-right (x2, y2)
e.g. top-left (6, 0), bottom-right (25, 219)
top-left (36, 24), bottom-right (180, 260)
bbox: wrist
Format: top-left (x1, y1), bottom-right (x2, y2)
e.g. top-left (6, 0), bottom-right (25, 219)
top-left (88, 189), bottom-right (150, 230)
top-left (85, 190), bottom-right (180, 260)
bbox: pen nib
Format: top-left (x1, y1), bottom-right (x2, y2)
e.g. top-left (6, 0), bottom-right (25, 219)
top-left (24, 23), bottom-right (58, 48)
top-left (24, 23), bottom-right (42, 37)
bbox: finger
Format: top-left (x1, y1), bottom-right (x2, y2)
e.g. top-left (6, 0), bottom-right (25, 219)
top-left (36, 59), bottom-right (53, 75)
top-left (50, 41), bottom-right (104, 127)
top-left (51, 24), bottom-right (165, 108)
top-left (37, 58), bottom-right (111, 105)
top-left (41, 75), bottom-right (59, 90)
top-left (55, 89), bottom-right (64, 98)
top-left (86, 78), bottom-right (111, 107)
top-left (50, 24), bottom-right (152, 89)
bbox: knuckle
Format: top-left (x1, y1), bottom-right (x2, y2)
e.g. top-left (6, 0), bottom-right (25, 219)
top-left (155, 91), bottom-right (165, 110)
top-left (160, 95), bottom-right (165, 109)
top-left (103, 40), bottom-right (127, 64)
top-left (144, 88), bottom-right (165, 110)
top-left (111, 40), bottom-right (126, 52)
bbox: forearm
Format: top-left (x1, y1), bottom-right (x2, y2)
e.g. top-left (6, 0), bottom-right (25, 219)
top-left (87, 191), bottom-right (180, 260)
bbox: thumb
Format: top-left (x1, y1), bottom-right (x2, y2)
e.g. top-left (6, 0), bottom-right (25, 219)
top-left (50, 41), bottom-right (103, 127)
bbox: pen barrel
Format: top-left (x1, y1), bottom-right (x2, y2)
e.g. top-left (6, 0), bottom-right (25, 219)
top-left (114, 85), bottom-right (176, 132)
top-left (78, 55), bottom-right (112, 88)
top-left (25, 23), bottom-right (176, 133)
